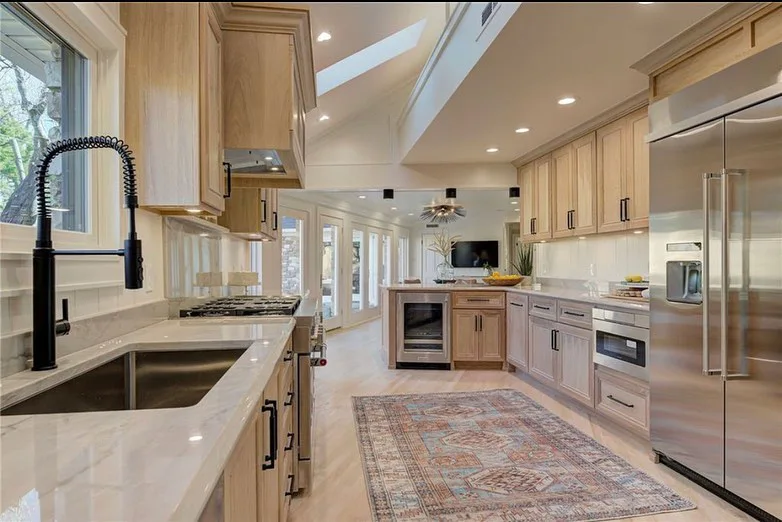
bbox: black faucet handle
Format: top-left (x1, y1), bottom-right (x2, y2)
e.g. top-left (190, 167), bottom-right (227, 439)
top-left (55, 298), bottom-right (71, 337)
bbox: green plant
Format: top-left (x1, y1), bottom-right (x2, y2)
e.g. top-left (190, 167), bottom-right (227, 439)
top-left (511, 242), bottom-right (533, 276)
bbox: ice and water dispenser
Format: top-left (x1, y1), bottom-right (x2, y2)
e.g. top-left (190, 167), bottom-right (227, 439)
top-left (665, 242), bottom-right (703, 304)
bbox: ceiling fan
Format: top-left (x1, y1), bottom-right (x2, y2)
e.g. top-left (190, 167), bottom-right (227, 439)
top-left (419, 188), bottom-right (466, 224)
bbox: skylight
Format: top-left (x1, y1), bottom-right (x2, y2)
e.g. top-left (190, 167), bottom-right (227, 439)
top-left (316, 18), bottom-right (427, 96)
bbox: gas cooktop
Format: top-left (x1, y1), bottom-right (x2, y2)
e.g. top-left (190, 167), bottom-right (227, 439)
top-left (180, 296), bottom-right (302, 317)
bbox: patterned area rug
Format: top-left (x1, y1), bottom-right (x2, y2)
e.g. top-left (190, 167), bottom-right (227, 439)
top-left (352, 389), bottom-right (695, 521)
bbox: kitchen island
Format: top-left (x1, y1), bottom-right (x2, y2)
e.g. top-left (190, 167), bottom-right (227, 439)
top-left (0, 318), bottom-right (295, 522)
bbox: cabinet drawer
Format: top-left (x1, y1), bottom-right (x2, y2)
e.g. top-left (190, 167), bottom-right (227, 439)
top-left (507, 293), bottom-right (528, 308)
top-left (595, 368), bottom-right (649, 437)
top-left (529, 296), bottom-right (557, 319)
top-left (453, 291), bottom-right (505, 309)
top-left (557, 300), bottom-right (592, 328)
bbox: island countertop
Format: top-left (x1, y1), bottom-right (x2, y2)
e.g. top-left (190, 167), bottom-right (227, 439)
top-left (382, 284), bottom-right (649, 312)
top-left (0, 317), bottom-right (295, 522)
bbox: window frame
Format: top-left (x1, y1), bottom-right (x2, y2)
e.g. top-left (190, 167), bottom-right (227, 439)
top-left (0, 3), bottom-right (127, 290)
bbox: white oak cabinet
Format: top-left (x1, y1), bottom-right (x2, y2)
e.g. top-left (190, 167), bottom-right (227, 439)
top-left (217, 180), bottom-right (279, 241)
top-left (552, 133), bottom-right (597, 238)
top-left (123, 2), bottom-right (225, 215)
top-left (505, 294), bottom-right (529, 371)
top-left (452, 309), bottom-right (505, 362)
top-left (520, 155), bottom-right (552, 242)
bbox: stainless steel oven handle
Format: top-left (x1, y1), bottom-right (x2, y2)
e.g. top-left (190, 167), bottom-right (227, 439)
top-left (702, 172), bottom-right (721, 376)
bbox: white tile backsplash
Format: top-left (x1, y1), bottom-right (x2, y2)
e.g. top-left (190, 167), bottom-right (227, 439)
top-left (534, 230), bottom-right (649, 283)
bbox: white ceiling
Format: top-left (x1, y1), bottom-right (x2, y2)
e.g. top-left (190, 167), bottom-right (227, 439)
top-left (402, 2), bottom-right (726, 164)
top-left (305, 2), bottom-right (446, 141)
top-left (284, 188), bottom-right (521, 226)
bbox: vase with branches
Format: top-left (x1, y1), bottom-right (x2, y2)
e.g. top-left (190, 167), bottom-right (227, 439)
top-left (510, 241), bottom-right (534, 286)
top-left (427, 230), bottom-right (460, 282)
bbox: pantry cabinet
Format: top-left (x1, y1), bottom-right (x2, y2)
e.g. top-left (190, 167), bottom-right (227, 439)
top-left (596, 107), bottom-right (649, 233)
top-left (520, 155), bottom-right (552, 242)
top-left (123, 2), bottom-right (226, 215)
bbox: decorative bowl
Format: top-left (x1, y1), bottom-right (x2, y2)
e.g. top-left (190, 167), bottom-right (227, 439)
top-left (482, 276), bottom-right (522, 287)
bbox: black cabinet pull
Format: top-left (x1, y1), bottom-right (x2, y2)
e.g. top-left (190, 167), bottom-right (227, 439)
top-left (619, 199), bottom-right (624, 222)
top-left (479, 315), bottom-right (483, 331)
top-left (510, 302), bottom-right (524, 308)
top-left (284, 474), bottom-right (295, 496)
top-left (563, 310), bottom-right (585, 317)
top-left (283, 349), bottom-right (293, 362)
top-left (261, 199), bottom-right (267, 223)
top-left (533, 305), bottom-right (550, 311)
top-left (550, 329), bottom-right (559, 351)
top-left (550, 329), bottom-right (555, 350)
top-left (529, 218), bottom-right (534, 234)
top-left (474, 315), bottom-right (478, 332)
top-left (284, 432), bottom-right (295, 451)
top-left (467, 298), bottom-right (490, 302)
top-left (222, 162), bottom-right (232, 198)
top-left (532, 217), bottom-right (536, 234)
top-left (284, 390), bottom-right (294, 407)
top-left (607, 394), bottom-right (635, 408)
top-left (261, 399), bottom-right (278, 470)
top-left (623, 198), bottom-right (630, 222)
top-left (273, 211), bottom-right (278, 231)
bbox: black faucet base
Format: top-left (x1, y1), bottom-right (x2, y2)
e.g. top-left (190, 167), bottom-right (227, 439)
top-left (32, 363), bottom-right (58, 371)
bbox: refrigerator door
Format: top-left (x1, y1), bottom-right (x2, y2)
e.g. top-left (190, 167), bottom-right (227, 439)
top-left (650, 117), bottom-right (725, 486)
top-left (724, 95), bottom-right (782, 518)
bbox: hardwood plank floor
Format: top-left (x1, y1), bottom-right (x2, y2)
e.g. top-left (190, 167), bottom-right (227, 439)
top-left (289, 319), bottom-right (752, 522)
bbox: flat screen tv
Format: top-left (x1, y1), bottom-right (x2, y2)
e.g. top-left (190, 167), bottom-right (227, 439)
top-left (451, 241), bottom-right (500, 268)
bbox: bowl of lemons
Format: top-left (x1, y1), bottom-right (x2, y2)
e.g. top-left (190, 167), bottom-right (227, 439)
top-left (482, 272), bottom-right (523, 286)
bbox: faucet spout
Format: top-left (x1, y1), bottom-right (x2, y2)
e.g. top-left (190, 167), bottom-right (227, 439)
top-left (32, 136), bottom-right (144, 371)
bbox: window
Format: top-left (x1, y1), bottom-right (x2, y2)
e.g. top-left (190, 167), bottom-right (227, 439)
top-left (352, 229), bottom-right (364, 311)
top-left (382, 234), bottom-right (391, 287)
top-left (1, 3), bottom-right (88, 232)
top-left (281, 215), bottom-right (303, 296)
top-left (368, 231), bottom-right (379, 308)
top-left (398, 236), bottom-right (409, 282)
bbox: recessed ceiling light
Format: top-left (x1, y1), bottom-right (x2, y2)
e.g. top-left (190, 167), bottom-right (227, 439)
top-left (408, 213), bottom-right (414, 216)
top-left (578, 236), bottom-right (586, 240)
top-left (633, 229), bottom-right (644, 234)
top-left (510, 201), bottom-right (518, 205)
top-left (319, 114), bottom-right (330, 121)
top-left (513, 208), bottom-right (520, 212)
top-left (558, 96), bottom-right (576, 105)
top-left (189, 435), bottom-right (203, 442)
top-left (515, 127), bottom-right (530, 133)
top-left (486, 147), bottom-right (499, 153)
top-left (199, 233), bottom-right (209, 237)
top-left (391, 206), bottom-right (397, 210)
top-left (317, 31), bottom-right (332, 42)
top-left (264, 156), bottom-right (273, 161)
top-left (250, 358), bottom-right (258, 362)
top-left (358, 195), bottom-right (366, 199)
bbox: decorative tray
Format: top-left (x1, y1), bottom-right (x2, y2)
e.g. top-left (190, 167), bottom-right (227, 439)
top-left (482, 276), bottom-right (522, 287)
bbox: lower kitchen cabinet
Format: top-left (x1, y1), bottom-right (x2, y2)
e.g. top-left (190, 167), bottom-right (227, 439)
top-left (201, 339), bottom-right (294, 522)
top-left (595, 366), bottom-right (650, 437)
top-left (528, 317), bottom-right (594, 407)
top-left (506, 294), bottom-right (529, 371)
top-left (452, 309), bottom-right (505, 362)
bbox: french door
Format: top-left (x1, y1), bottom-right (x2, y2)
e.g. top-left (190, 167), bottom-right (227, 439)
top-left (320, 216), bottom-right (343, 330)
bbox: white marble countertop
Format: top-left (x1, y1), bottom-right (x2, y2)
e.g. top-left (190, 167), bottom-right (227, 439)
top-left (383, 284), bottom-right (649, 312)
top-left (0, 317), bottom-right (295, 522)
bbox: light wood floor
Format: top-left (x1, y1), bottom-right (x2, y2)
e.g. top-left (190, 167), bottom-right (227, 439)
top-left (289, 319), bottom-right (752, 522)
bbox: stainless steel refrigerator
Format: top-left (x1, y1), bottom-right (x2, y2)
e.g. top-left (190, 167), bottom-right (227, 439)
top-left (649, 43), bottom-right (782, 521)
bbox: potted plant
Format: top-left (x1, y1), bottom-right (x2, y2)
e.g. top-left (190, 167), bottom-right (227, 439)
top-left (427, 231), bottom-right (460, 282)
top-left (510, 242), bottom-right (534, 286)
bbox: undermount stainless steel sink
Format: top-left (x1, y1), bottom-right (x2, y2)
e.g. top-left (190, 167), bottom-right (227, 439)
top-left (0, 348), bottom-right (247, 416)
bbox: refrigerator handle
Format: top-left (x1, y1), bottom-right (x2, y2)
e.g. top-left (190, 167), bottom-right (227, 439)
top-left (721, 168), bottom-right (750, 381)
top-left (702, 172), bottom-right (722, 376)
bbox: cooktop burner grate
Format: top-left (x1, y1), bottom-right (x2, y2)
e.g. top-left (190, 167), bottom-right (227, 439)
top-left (179, 295), bottom-right (302, 317)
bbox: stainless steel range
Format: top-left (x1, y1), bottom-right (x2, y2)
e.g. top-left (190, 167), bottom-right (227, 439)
top-left (179, 295), bottom-right (325, 494)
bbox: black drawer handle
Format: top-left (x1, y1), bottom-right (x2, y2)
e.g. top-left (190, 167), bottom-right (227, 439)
top-left (261, 399), bottom-right (277, 470)
top-left (273, 211), bottom-right (278, 231)
top-left (467, 298), bottom-right (490, 302)
top-left (261, 199), bottom-right (267, 223)
top-left (510, 302), bottom-right (524, 308)
top-left (222, 162), bottom-right (232, 198)
top-left (534, 305), bottom-right (550, 311)
top-left (283, 349), bottom-right (293, 362)
top-left (607, 394), bottom-right (635, 408)
top-left (284, 432), bottom-right (294, 451)
top-left (563, 310), bottom-right (585, 317)
top-left (284, 390), bottom-right (294, 407)
top-left (285, 473), bottom-right (295, 496)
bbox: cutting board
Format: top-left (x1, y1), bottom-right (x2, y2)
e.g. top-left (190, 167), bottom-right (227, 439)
top-left (602, 294), bottom-right (650, 303)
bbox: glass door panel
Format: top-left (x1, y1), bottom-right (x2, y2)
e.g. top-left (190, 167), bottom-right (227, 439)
top-left (382, 234), bottom-right (392, 287)
top-left (352, 229), bottom-right (365, 312)
top-left (398, 236), bottom-right (409, 282)
top-left (321, 219), bottom-right (341, 329)
top-left (369, 232), bottom-right (379, 308)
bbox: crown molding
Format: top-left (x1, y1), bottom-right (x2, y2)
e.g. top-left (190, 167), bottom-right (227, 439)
top-left (214, 2), bottom-right (317, 112)
top-left (511, 91), bottom-right (648, 168)
top-left (630, 2), bottom-right (769, 76)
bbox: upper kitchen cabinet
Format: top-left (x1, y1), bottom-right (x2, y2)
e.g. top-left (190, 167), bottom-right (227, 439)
top-left (596, 107), bottom-right (649, 233)
top-left (519, 155), bottom-right (552, 243)
top-left (123, 3), bottom-right (226, 215)
top-left (218, 3), bottom-right (317, 189)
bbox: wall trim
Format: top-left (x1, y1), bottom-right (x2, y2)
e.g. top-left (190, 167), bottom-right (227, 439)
top-left (511, 91), bottom-right (648, 168)
top-left (630, 2), bottom-right (769, 76)
top-left (397, 2), bottom-right (469, 126)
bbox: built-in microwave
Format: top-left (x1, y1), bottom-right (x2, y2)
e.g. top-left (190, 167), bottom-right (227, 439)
top-left (593, 307), bottom-right (650, 381)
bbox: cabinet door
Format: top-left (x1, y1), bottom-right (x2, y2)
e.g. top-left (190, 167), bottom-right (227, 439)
top-left (625, 108), bottom-right (650, 230)
top-left (199, 4), bottom-right (225, 213)
top-left (534, 155), bottom-right (552, 238)
top-left (260, 366), bottom-right (280, 522)
top-left (556, 323), bottom-right (594, 407)
top-left (519, 163), bottom-right (535, 241)
top-left (552, 145), bottom-right (573, 239)
top-left (224, 412), bottom-right (258, 522)
top-left (452, 310), bottom-right (478, 361)
top-left (506, 299), bottom-right (528, 370)
top-left (478, 310), bottom-right (505, 362)
top-left (596, 118), bottom-right (626, 233)
top-left (528, 316), bottom-right (556, 387)
top-left (572, 132), bottom-right (597, 235)
top-left (268, 189), bottom-right (279, 241)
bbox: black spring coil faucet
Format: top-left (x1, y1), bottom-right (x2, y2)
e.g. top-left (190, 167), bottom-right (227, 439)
top-left (32, 136), bottom-right (144, 371)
